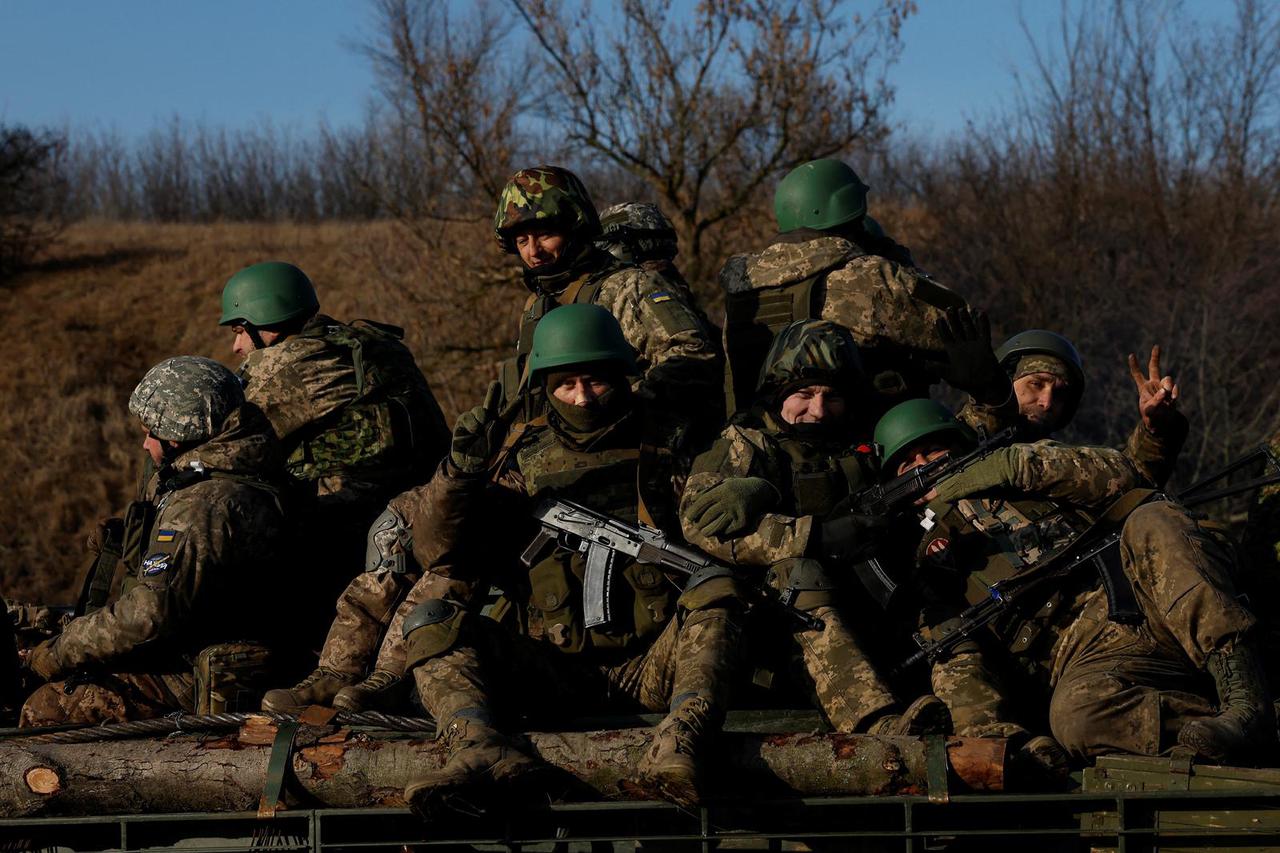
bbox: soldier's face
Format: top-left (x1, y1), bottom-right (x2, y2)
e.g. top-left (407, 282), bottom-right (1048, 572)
top-left (140, 423), bottom-right (176, 466)
top-left (229, 324), bottom-right (282, 358)
top-left (780, 384), bottom-right (846, 425)
top-left (895, 442), bottom-right (953, 477)
top-left (515, 228), bottom-right (569, 269)
top-left (1014, 372), bottom-right (1071, 431)
top-left (551, 373), bottom-right (613, 407)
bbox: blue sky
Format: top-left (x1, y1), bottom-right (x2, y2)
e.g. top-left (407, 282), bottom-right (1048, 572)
top-left (0, 1), bottom-right (1234, 140)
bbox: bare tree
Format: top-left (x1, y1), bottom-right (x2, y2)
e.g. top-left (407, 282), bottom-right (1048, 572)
top-left (0, 124), bottom-right (68, 279)
top-left (510, 0), bottom-right (913, 284)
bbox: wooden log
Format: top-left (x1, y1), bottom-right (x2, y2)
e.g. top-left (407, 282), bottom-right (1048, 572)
top-left (0, 723), bottom-right (1006, 818)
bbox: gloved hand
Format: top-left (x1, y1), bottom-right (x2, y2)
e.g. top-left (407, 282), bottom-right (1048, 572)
top-left (684, 478), bottom-right (778, 539)
top-left (24, 639), bottom-right (63, 683)
top-left (932, 449), bottom-right (1017, 503)
top-left (812, 511), bottom-right (889, 564)
top-left (86, 516), bottom-right (124, 556)
top-left (449, 381), bottom-right (506, 475)
top-left (927, 308), bottom-right (1011, 406)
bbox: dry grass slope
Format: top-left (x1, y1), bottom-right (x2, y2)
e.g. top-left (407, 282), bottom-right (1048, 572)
top-left (0, 220), bottom-right (529, 601)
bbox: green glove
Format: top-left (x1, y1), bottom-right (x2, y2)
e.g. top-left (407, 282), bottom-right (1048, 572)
top-left (685, 477), bottom-right (778, 539)
top-left (932, 448), bottom-right (1018, 503)
top-left (449, 381), bottom-right (506, 475)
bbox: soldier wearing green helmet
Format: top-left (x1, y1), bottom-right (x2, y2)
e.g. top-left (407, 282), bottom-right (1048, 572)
top-left (21, 357), bottom-right (292, 726)
top-left (680, 320), bottom-right (948, 737)
top-left (364, 304), bottom-right (743, 817)
top-left (721, 157), bottom-right (978, 416)
top-left (220, 261), bottom-right (451, 714)
top-left (872, 399), bottom-right (1272, 770)
top-left (492, 166), bottom-right (721, 425)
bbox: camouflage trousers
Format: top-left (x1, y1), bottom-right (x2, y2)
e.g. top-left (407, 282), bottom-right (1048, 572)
top-left (21, 671), bottom-right (193, 727)
top-left (413, 603), bottom-right (743, 730)
top-left (316, 569), bottom-right (418, 675)
top-left (761, 559), bottom-right (897, 733)
top-left (363, 570), bottom-right (486, 678)
top-left (934, 501), bottom-right (1258, 759)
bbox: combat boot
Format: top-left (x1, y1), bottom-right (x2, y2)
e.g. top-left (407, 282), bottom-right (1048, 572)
top-left (260, 667), bottom-right (355, 713)
top-left (636, 696), bottom-right (718, 808)
top-left (332, 669), bottom-right (404, 713)
top-left (403, 710), bottom-right (546, 822)
top-left (1178, 642), bottom-right (1276, 764)
top-left (865, 695), bottom-right (952, 736)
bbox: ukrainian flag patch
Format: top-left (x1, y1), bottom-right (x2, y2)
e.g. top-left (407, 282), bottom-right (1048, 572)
top-left (155, 529), bottom-right (177, 543)
top-left (649, 291), bottom-right (673, 304)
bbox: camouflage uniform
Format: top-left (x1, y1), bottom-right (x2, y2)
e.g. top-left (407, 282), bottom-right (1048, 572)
top-left (22, 383), bottom-right (290, 726)
top-left (495, 168), bottom-right (722, 423)
top-left (916, 441), bottom-right (1259, 761)
top-left (241, 313), bottom-right (450, 666)
top-left (720, 234), bottom-right (966, 411)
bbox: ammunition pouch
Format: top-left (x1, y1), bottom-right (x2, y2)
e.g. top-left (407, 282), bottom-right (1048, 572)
top-left (678, 565), bottom-right (743, 612)
top-left (194, 642), bottom-right (276, 714)
top-left (403, 600), bottom-right (466, 670)
top-left (365, 506), bottom-right (413, 575)
top-left (767, 558), bottom-right (837, 611)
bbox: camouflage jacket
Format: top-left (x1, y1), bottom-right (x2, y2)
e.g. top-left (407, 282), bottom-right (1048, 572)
top-left (239, 314), bottom-right (449, 508)
top-left (680, 411), bottom-right (877, 566)
top-left (720, 234), bottom-right (966, 400)
top-left (42, 407), bottom-right (290, 678)
top-left (390, 406), bottom-right (691, 657)
top-left (957, 399), bottom-right (1189, 488)
top-left (509, 252), bottom-right (723, 422)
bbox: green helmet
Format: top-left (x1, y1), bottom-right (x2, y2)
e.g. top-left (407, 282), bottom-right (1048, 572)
top-left (129, 356), bottom-right (245, 443)
top-left (774, 159), bottom-right (870, 233)
top-left (219, 262), bottom-right (319, 327)
top-left (995, 330), bottom-right (1085, 387)
top-left (598, 202), bottom-right (678, 263)
top-left (756, 319), bottom-right (864, 402)
top-left (494, 166), bottom-right (601, 253)
top-left (873, 399), bottom-right (976, 471)
top-left (527, 304), bottom-right (638, 377)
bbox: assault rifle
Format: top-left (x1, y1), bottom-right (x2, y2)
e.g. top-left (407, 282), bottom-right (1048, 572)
top-left (523, 499), bottom-right (825, 632)
top-left (900, 444), bottom-right (1280, 671)
top-left (840, 426), bottom-right (1018, 609)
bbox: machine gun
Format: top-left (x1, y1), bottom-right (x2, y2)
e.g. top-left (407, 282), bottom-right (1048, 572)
top-left (900, 444), bottom-right (1280, 671)
top-left (837, 426), bottom-right (1018, 609)
top-left (523, 499), bottom-right (824, 632)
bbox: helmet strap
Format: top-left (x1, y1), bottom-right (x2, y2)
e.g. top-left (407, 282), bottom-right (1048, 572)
top-left (244, 324), bottom-right (268, 352)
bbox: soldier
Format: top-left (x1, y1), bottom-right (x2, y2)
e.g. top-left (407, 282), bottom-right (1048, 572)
top-left (680, 319), bottom-right (948, 735)
top-left (493, 167), bottom-right (722, 423)
top-left (720, 158), bottom-right (990, 416)
top-left (217, 261), bottom-right (451, 712)
top-left (393, 304), bottom-right (744, 817)
top-left (21, 357), bottom-right (291, 726)
top-left (877, 399), bottom-right (1273, 765)
top-left (960, 330), bottom-right (1187, 487)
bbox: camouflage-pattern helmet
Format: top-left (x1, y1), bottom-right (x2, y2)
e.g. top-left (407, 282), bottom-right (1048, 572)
top-left (493, 166), bottom-right (601, 253)
top-left (219, 261), bottom-right (319, 327)
top-left (129, 356), bottom-right (245, 443)
top-left (527, 304), bottom-right (638, 377)
top-left (756, 319), bottom-right (865, 402)
top-left (597, 202), bottom-right (678, 263)
top-left (774, 159), bottom-right (870, 233)
top-left (873, 399), bottom-right (976, 472)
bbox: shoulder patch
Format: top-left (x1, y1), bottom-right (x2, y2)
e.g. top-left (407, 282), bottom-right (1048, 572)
top-left (141, 553), bottom-right (171, 577)
top-left (648, 291), bottom-right (673, 304)
top-left (155, 529), bottom-right (178, 543)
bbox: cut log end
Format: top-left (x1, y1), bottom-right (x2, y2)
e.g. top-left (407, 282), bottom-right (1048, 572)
top-left (23, 766), bottom-right (61, 796)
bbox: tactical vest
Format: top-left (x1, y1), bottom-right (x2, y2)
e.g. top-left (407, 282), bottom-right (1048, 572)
top-left (512, 421), bottom-right (680, 658)
top-left (722, 250), bottom-right (858, 416)
top-left (771, 432), bottom-right (873, 518)
top-left (285, 320), bottom-right (437, 486)
top-left (921, 497), bottom-right (1091, 664)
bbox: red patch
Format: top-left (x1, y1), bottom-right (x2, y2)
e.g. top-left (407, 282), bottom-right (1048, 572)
top-left (926, 537), bottom-right (950, 556)
top-left (855, 444), bottom-right (873, 454)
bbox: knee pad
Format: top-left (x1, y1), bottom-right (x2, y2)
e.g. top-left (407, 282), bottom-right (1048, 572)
top-left (366, 506), bottom-right (414, 575)
top-left (677, 565), bottom-right (745, 612)
top-left (402, 599), bottom-right (466, 670)
top-left (766, 558), bottom-right (836, 611)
